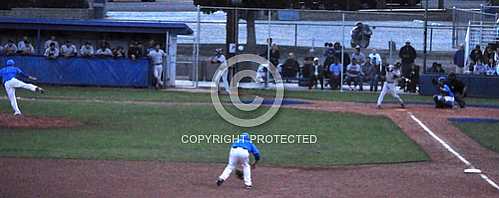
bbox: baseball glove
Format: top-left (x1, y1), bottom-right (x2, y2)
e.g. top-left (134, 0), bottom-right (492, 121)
top-left (235, 169), bottom-right (244, 180)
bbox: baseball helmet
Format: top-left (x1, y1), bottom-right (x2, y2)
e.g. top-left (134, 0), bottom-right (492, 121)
top-left (6, 59), bottom-right (15, 66)
top-left (438, 76), bottom-right (446, 82)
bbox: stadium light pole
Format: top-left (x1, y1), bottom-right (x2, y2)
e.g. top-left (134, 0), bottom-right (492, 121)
top-left (423, 0), bottom-right (428, 73)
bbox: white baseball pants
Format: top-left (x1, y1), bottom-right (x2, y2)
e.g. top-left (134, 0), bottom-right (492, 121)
top-left (377, 82), bottom-right (404, 106)
top-left (4, 78), bottom-right (38, 115)
top-left (219, 147), bottom-right (252, 186)
top-left (153, 65), bottom-right (163, 86)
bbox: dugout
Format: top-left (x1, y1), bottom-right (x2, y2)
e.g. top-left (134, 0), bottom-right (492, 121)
top-left (0, 17), bottom-right (193, 87)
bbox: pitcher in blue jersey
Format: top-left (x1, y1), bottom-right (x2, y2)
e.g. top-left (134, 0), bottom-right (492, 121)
top-left (0, 59), bottom-right (45, 116)
top-left (217, 132), bottom-right (260, 189)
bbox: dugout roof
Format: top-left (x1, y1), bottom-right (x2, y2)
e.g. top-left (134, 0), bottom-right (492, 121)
top-left (0, 17), bottom-right (193, 35)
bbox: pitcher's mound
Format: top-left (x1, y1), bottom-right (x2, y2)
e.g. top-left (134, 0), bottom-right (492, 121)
top-left (0, 113), bottom-right (82, 129)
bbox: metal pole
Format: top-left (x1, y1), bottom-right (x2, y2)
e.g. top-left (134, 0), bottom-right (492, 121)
top-left (294, 24), bottom-right (298, 47)
top-left (163, 32), bottom-right (170, 88)
top-left (480, 4), bottom-right (484, 46)
top-left (266, 9), bottom-right (271, 88)
top-left (452, 7), bottom-right (456, 48)
top-left (430, 26), bottom-right (433, 52)
top-left (423, 0), bottom-right (428, 73)
top-left (195, 5), bottom-right (201, 88)
top-left (341, 13), bottom-right (345, 92)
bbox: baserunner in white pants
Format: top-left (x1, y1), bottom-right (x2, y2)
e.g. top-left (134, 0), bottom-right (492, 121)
top-left (377, 65), bottom-right (405, 109)
top-left (148, 43), bottom-right (167, 89)
top-left (217, 132), bottom-right (260, 189)
top-left (0, 59), bottom-right (45, 116)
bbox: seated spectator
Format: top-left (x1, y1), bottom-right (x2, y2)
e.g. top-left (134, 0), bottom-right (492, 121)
top-left (44, 35), bottom-right (59, 50)
top-left (128, 41), bottom-right (143, 60)
top-left (346, 59), bottom-right (363, 91)
top-left (95, 44), bottom-right (113, 57)
top-left (430, 62), bottom-right (445, 74)
top-left (282, 52), bottom-right (300, 82)
top-left (17, 36), bottom-right (30, 53)
top-left (18, 40), bottom-right (35, 55)
top-left (328, 58), bottom-right (342, 90)
top-left (113, 46), bottom-right (126, 58)
top-left (44, 43), bottom-right (59, 59)
top-left (469, 45), bottom-right (483, 72)
top-left (4, 40), bottom-right (18, 56)
top-left (80, 42), bottom-right (95, 57)
top-left (473, 62), bottom-right (487, 75)
top-left (60, 40), bottom-right (77, 58)
top-left (351, 45), bottom-right (366, 66)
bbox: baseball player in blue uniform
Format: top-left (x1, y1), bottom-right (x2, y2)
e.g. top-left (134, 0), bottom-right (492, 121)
top-left (217, 132), bottom-right (260, 189)
top-left (0, 59), bottom-right (45, 116)
top-left (433, 77), bottom-right (455, 108)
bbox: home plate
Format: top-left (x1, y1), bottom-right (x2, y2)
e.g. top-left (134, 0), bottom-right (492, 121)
top-left (464, 168), bottom-right (482, 174)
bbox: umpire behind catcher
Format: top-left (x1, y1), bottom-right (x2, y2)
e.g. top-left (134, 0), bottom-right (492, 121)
top-left (447, 72), bottom-right (466, 108)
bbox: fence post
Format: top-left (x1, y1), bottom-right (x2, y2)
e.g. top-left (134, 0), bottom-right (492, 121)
top-left (195, 5), bottom-right (201, 87)
top-left (294, 24), bottom-right (298, 47)
top-left (341, 13), bottom-right (345, 92)
top-left (480, 4), bottom-right (484, 46)
top-left (452, 7), bottom-right (456, 48)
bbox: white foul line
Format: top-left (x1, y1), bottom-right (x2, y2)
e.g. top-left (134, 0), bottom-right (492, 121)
top-left (408, 112), bottom-right (499, 191)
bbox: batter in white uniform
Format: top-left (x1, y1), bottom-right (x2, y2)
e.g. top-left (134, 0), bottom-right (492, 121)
top-left (377, 65), bottom-right (405, 109)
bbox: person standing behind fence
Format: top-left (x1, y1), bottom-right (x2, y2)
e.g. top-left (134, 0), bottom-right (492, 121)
top-left (148, 44), bottom-right (167, 89)
top-left (18, 40), bottom-right (34, 56)
top-left (128, 41), bottom-right (143, 60)
top-left (44, 43), bottom-right (59, 59)
top-left (469, 45), bottom-right (484, 73)
top-left (332, 42), bottom-right (350, 71)
top-left (399, 40), bottom-right (417, 77)
top-left (80, 42), bottom-right (95, 57)
top-left (453, 44), bottom-right (465, 74)
top-left (329, 58), bottom-right (342, 90)
top-left (44, 36), bottom-right (59, 50)
top-left (4, 40), bottom-right (17, 56)
top-left (60, 41), bottom-right (77, 58)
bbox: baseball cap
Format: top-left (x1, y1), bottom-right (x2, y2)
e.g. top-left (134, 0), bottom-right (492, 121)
top-left (6, 59), bottom-right (15, 66)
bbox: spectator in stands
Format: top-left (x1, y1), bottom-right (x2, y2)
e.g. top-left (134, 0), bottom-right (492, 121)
top-left (351, 45), bottom-right (366, 66)
top-left (113, 46), bottom-right (126, 58)
top-left (309, 57), bottom-right (324, 90)
top-left (399, 39), bottom-right (417, 78)
top-left (4, 40), bottom-right (18, 56)
top-left (44, 35), bottom-right (59, 50)
top-left (128, 40), bottom-right (143, 60)
top-left (469, 45), bottom-right (484, 72)
top-left (0, 44), bottom-right (4, 55)
top-left (407, 64), bottom-right (420, 93)
top-left (60, 40), bottom-right (77, 58)
top-left (17, 36), bottom-right (30, 53)
top-left (95, 44), bottom-right (113, 57)
top-left (270, 44), bottom-right (280, 67)
top-left (148, 43), bottom-right (167, 88)
top-left (44, 43), bottom-right (59, 59)
top-left (367, 56), bottom-right (381, 92)
top-left (473, 61), bottom-right (487, 75)
top-left (80, 42), bottom-right (95, 57)
top-left (430, 62), bottom-right (445, 74)
top-left (483, 46), bottom-right (496, 66)
top-left (368, 48), bottom-right (382, 66)
top-left (346, 59), bottom-right (363, 91)
top-left (282, 52), bottom-right (299, 82)
top-left (329, 58), bottom-right (342, 90)
top-left (18, 40), bottom-right (35, 55)
top-left (332, 42), bottom-right (350, 71)
top-left (453, 44), bottom-right (465, 74)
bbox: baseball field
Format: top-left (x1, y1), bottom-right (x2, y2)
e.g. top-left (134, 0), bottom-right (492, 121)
top-left (1, 86), bottom-right (499, 197)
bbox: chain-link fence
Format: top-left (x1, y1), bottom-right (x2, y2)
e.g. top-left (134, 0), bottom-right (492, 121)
top-left (108, 6), bottom-right (480, 90)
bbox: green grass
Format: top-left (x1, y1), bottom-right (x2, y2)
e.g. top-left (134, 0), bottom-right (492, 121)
top-left (0, 99), bottom-right (429, 166)
top-left (454, 122), bottom-right (499, 154)
top-left (8, 86), bottom-right (499, 107)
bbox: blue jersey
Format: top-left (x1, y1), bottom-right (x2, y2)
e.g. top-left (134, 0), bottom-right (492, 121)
top-left (0, 66), bottom-right (27, 84)
top-left (231, 134), bottom-right (260, 161)
top-left (441, 84), bottom-right (454, 97)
